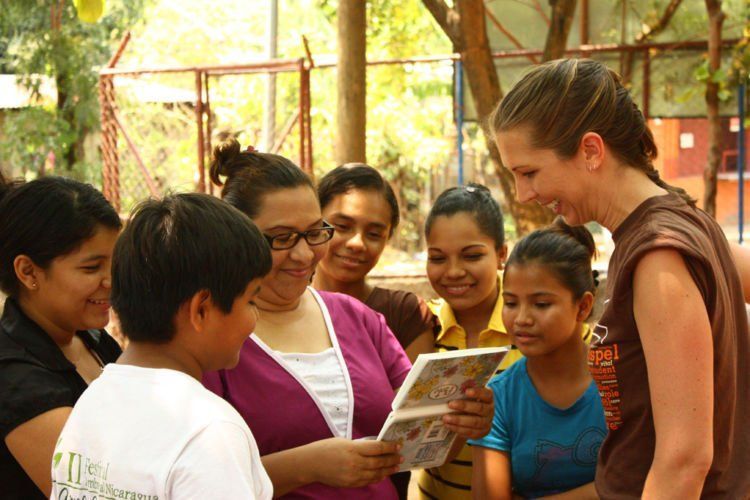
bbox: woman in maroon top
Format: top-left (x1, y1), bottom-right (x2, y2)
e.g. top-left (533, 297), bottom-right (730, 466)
top-left (488, 59), bottom-right (749, 499)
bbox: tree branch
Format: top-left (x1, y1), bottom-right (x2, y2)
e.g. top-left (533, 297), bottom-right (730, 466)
top-left (485, 6), bottom-right (539, 63)
top-left (422, 0), bottom-right (461, 46)
top-left (622, 0), bottom-right (683, 84)
top-left (532, 0), bottom-right (551, 26)
top-left (635, 0), bottom-right (684, 43)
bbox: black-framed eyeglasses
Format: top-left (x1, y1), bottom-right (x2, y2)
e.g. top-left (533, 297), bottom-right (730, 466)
top-left (264, 222), bottom-right (335, 250)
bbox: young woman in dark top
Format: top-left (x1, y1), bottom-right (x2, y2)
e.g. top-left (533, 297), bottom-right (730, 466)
top-left (313, 164), bottom-right (437, 363)
top-left (0, 174), bottom-right (122, 498)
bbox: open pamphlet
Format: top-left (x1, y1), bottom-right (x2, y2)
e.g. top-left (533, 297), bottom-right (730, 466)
top-left (377, 346), bottom-right (509, 471)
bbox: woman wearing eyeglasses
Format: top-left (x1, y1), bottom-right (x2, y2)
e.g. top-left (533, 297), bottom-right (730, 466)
top-left (202, 139), bottom-right (480, 499)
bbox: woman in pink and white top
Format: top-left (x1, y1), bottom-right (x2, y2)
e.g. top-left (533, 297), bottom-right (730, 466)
top-left (203, 139), bottom-right (494, 499)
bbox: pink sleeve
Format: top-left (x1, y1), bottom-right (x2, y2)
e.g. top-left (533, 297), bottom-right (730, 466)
top-left (202, 370), bottom-right (226, 397)
top-left (370, 311), bottom-right (412, 389)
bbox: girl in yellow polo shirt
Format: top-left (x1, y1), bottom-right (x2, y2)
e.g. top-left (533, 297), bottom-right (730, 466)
top-left (419, 183), bottom-right (519, 499)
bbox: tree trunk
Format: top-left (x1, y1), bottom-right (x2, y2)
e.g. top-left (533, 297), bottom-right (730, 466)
top-left (336, 0), bottom-right (366, 164)
top-left (543, 0), bottom-right (577, 61)
top-left (703, 0), bottom-right (725, 217)
top-left (56, 73), bottom-right (83, 170)
top-left (424, 0), bottom-right (555, 234)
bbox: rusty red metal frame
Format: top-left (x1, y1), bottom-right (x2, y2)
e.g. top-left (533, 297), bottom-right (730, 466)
top-left (100, 34), bottom-right (738, 209)
top-left (272, 109), bottom-right (301, 154)
top-left (99, 50), bottom-right (314, 206)
top-left (99, 32), bottom-right (132, 211)
top-left (111, 110), bottom-right (160, 197)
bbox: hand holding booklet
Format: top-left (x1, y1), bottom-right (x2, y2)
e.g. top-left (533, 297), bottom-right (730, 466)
top-left (377, 346), bottom-right (508, 471)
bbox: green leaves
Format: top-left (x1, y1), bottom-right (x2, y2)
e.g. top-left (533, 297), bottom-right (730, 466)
top-left (695, 60), bottom-right (711, 81)
top-left (0, 0), bottom-right (149, 180)
top-left (0, 106), bottom-right (74, 176)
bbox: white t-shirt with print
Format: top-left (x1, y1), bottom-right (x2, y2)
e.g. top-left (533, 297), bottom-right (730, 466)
top-left (51, 364), bottom-right (272, 500)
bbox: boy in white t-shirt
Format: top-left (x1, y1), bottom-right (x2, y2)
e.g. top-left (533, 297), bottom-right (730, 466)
top-left (51, 193), bottom-right (273, 499)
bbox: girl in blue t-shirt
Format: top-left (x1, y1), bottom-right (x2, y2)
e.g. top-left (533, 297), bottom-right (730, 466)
top-left (470, 218), bottom-right (606, 499)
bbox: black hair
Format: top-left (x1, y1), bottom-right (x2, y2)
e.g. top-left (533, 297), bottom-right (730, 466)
top-left (111, 193), bottom-right (272, 343)
top-left (317, 163), bottom-right (400, 236)
top-left (506, 217), bottom-right (596, 299)
top-left (425, 183), bottom-right (505, 248)
top-left (0, 176), bottom-right (122, 297)
top-left (209, 138), bottom-right (314, 218)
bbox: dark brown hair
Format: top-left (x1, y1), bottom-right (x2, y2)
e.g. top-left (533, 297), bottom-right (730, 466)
top-left (317, 163), bottom-right (400, 237)
top-left (425, 183), bottom-right (505, 249)
top-left (491, 58), bottom-right (695, 206)
top-left (112, 193), bottom-right (271, 343)
top-left (209, 139), bottom-right (314, 218)
top-left (506, 217), bottom-right (596, 300)
top-left (0, 176), bottom-right (121, 296)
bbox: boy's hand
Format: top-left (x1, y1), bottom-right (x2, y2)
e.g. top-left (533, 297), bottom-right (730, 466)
top-left (443, 387), bottom-right (494, 439)
top-left (310, 437), bottom-right (402, 488)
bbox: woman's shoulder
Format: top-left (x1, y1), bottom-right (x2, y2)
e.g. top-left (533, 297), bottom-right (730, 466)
top-left (620, 194), bottom-right (717, 247)
top-left (314, 289), bottom-right (384, 328)
top-left (369, 286), bottom-right (421, 304)
top-left (315, 288), bottom-right (370, 313)
top-left (0, 352), bottom-right (75, 435)
top-left (368, 286), bottom-right (438, 336)
top-left (488, 359), bottom-right (527, 394)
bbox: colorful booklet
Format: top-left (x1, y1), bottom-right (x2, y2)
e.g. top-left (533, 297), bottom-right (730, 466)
top-left (377, 346), bottom-right (509, 471)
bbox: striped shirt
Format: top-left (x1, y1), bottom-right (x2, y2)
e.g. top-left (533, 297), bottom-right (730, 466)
top-left (417, 275), bottom-right (519, 500)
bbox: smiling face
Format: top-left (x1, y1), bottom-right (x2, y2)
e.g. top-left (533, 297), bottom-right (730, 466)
top-left (318, 188), bottom-right (392, 285)
top-left (426, 212), bottom-right (505, 316)
top-left (496, 128), bottom-right (592, 226)
top-left (251, 185), bottom-right (328, 309)
top-left (31, 225), bottom-right (120, 334)
top-left (502, 262), bottom-right (591, 358)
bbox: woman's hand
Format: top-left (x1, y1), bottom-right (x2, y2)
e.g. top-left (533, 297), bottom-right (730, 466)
top-left (444, 386), bottom-right (494, 439)
top-left (308, 437), bottom-right (403, 488)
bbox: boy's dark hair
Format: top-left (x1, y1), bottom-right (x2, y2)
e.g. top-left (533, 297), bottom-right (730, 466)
top-left (425, 183), bottom-right (505, 248)
top-left (0, 175), bottom-right (122, 297)
top-left (209, 138), bottom-right (314, 218)
top-left (111, 193), bottom-right (272, 343)
top-left (506, 217), bottom-right (596, 299)
top-left (317, 163), bottom-right (400, 236)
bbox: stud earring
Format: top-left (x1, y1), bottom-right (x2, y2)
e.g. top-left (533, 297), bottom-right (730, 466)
top-left (31, 282), bottom-right (38, 289)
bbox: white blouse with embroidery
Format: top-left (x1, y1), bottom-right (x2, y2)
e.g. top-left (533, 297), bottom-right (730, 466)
top-left (278, 347), bottom-right (351, 437)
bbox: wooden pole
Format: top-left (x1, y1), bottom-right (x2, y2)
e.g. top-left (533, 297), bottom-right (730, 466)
top-left (336, 0), bottom-right (366, 164)
top-left (195, 71), bottom-right (206, 193)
